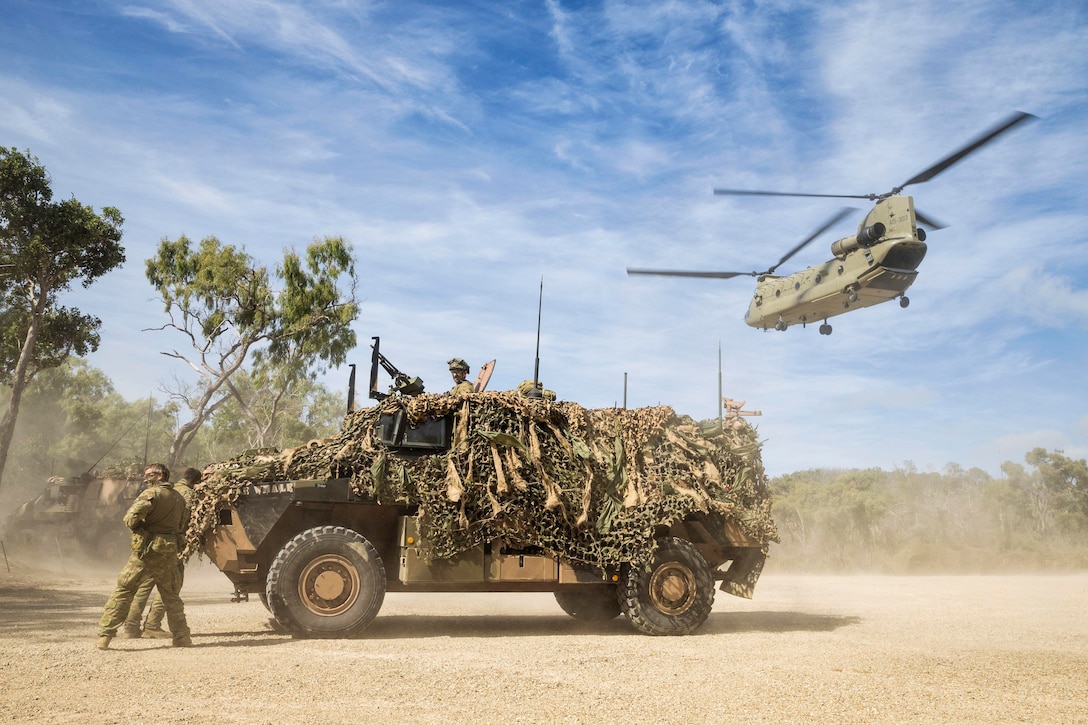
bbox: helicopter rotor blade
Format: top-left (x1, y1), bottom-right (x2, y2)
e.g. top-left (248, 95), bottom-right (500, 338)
top-left (626, 268), bottom-right (755, 279)
top-left (899, 111), bottom-right (1037, 189)
top-left (714, 188), bottom-right (873, 200)
top-left (913, 208), bottom-right (947, 230)
top-left (767, 207), bottom-right (856, 275)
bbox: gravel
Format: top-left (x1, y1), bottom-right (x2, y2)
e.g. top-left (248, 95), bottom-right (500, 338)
top-left (2, 556), bottom-right (1087, 724)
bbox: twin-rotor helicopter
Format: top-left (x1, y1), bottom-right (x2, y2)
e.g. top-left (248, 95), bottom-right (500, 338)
top-left (628, 112), bottom-right (1035, 335)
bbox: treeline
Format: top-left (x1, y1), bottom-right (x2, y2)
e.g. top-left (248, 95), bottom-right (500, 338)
top-left (769, 452), bottom-right (1088, 573)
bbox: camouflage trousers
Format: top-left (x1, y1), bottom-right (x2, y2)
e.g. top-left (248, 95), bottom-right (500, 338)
top-left (124, 561), bottom-right (186, 631)
top-left (98, 548), bottom-right (190, 640)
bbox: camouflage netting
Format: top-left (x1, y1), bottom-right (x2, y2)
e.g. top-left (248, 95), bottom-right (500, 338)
top-left (189, 392), bottom-right (778, 569)
top-left (95, 463), bottom-right (145, 481)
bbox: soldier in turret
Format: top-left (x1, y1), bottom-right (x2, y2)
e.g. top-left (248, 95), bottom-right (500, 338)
top-left (95, 463), bottom-right (192, 650)
top-left (448, 358), bottom-right (475, 395)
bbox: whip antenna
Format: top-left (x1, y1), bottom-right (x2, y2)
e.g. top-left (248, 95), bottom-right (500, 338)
top-left (142, 396), bottom-right (153, 469)
top-left (529, 276), bottom-right (544, 399)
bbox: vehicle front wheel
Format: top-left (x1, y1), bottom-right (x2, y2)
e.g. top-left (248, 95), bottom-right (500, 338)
top-left (265, 526), bottom-right (386, 638)
top-left (554, 586), bottom-right (621, 621)
top-left (619, 537), bottom-right (715, 636)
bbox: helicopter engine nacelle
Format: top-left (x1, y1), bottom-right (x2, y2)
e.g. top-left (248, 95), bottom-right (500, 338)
top-left (857, 222), bottom-right (886, 247)
top-left (830, 222), bottom-right (886, 259)
top-left (830, 236), bottom-right (857, 259)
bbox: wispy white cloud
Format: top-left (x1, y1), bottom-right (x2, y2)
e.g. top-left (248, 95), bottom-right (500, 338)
top-left (998, 266), bottom-right (1088, 326)
top-left (545, 0), bottom-right (575, 59)
top-left (119, 4), bottom-right (197, 35)
top-left (0, 84), bottom-right (73, 144)
top-left (124, 0), bottom-right (472, 128)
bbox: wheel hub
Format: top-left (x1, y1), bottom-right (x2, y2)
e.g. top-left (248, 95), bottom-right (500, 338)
top-left (313, 570), bottom-right (345, 600)
top-left (298, 554), bottom-right (360, 617)
top-left (649, 562), bottom-right (696, 615)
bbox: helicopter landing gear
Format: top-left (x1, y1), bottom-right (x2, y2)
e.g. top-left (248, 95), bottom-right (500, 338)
top-left (819, 322), bottom-right (832, 336)
top-left (900, 295), bottom-right (910, 308)
top-left (847, 287), bottom-right (858, 303)
top-left (774, 319), bottom-right (788, 332)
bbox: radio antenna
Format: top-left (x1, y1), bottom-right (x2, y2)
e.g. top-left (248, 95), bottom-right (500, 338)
top-left (718, 342), bottom-right (723, 429)
top-left (529, 276), bottom-right (544, 399)
top-left (142, 396), bottom-right (153, 469)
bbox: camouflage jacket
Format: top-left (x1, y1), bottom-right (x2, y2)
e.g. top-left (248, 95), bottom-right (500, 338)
top-left (123, 483), bottom-right (188, 537)
top-left (173, 481), bottom-right (195, 508)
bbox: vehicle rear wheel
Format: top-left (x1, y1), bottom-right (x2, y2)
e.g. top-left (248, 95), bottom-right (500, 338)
top-left (619, 537), bottom-right (715, 636)
top-left (93, 527), bottom-right (129, 564)
top-left (265, 526), bottom-right (386, 638)
top-left (554, 586), bottom-right (621, 621)
top-left (97, 539), bottom-right (122, 563)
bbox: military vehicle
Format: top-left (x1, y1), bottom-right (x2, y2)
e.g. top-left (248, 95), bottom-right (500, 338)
top-left (628, 111), bottom-right (1035, 334)
top-left (191, 340), bottom-right (778, 637)
top-left (4, 466), bottom-right (144, 562)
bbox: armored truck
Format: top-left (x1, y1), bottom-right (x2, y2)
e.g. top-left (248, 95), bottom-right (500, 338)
top-left (4, 469), bottom-right (143, 562)
top-left (193, 349), bottom-right (777, 637)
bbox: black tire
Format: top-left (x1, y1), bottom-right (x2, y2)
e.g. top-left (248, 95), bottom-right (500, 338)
top-left (265, 526), bottom-right (386, 638)
top-left (619, 537), bottom-right (715, 636)
top-left (92, 525), bottom-right (129, 565)
top-left (94, 535), bottom-right (125, 564)
top-left (257, 591), bottom-right (270, 612)
top-left (554, 586), bottom-right (621, 621)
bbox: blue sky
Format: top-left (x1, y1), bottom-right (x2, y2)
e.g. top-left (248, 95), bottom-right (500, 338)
top-left (1, 0), bottom-right (1085, 477)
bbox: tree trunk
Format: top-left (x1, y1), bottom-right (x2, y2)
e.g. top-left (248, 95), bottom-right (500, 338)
top-left (162, 339), bottom-right (253, 469)
top-left (0, 299), bottom-right (45, 489)
top-left (166, 391), bottom-right (231, 468)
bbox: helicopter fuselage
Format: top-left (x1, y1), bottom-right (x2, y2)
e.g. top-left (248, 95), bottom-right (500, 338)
top-left (745, 195), bottom-right (928, 331)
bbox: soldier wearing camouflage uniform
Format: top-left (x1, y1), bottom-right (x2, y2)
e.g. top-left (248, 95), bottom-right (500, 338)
top-left (516, 379), bottom-right (557, 401)
top-left (96, 463), bottom-right (192, 650)
top-left (120, 467), bottom-right (199, 639)
top-left (448, 357), bottom-right (474, 395)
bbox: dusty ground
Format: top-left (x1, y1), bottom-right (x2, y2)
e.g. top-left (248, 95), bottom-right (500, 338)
top-left (1, 554), bottom-right (1086, 725)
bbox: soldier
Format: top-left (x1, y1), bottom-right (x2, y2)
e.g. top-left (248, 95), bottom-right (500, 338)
top-left (516, 379), bottom-right (557, 401)
top-left (120, 466), bottom-right (200, 639)
top-left (448, 358), bottom-right (475, 395)
top-left (96, 463), bottom-right (192, 650)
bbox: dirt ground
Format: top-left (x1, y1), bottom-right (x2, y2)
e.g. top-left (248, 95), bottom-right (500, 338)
top-left (1, 554), bottom-right (1086, 725)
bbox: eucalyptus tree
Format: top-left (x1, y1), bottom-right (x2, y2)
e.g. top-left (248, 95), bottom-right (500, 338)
top-left (0, 148), bottom-right (124, 488)
top-left (1024, 448), bottom-right (1088, 535)
top-left (145, 234), bottom-right (358, 466)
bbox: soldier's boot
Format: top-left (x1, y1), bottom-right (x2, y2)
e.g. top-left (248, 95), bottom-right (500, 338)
top-left (172, 634), bottom-right (193, 647)
top-left (120, 625), bottom-right (143, 639)
top-left (96, 635), bottom-right (113, 650)
top-left (142, 626), bottom-right (172, 639)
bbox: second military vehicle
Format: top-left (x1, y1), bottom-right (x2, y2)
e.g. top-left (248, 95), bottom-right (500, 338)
top-left (4, 467), bottom-right (144, 563)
